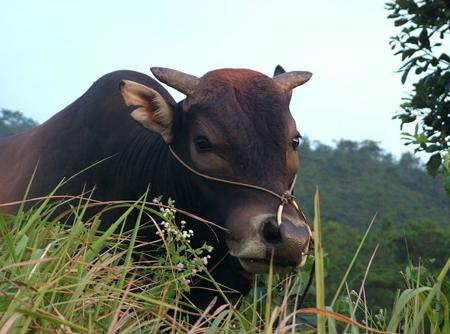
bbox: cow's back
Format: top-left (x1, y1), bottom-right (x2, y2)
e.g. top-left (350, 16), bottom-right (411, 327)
top-left (0, 70), bottom-right (175, 213)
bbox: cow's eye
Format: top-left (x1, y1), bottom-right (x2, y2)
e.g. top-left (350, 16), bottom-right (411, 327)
top-left (194, 136), bottom-right (212, 152)
top-left (292, 134), bottom-right (302, 150)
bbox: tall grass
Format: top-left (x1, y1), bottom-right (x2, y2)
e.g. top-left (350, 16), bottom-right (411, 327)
top-left (0, 191), bottom-right (449, 333)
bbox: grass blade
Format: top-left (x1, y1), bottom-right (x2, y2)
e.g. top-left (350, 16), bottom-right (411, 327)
top-left (313, 188), bottom-right (326, 334)
top-left (330, 214), bottom-right (377, 308)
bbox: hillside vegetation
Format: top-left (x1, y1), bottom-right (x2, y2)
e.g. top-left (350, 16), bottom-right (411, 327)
top-left (0, 109), bottom-right (37, 137)
top-left (296, 138), bottom-right (450, 228)
top-left (295, 139), bottom-right (450, 310)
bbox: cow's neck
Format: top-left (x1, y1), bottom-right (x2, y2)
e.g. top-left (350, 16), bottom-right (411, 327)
top-left (112, 129), bottom-right (201, 216)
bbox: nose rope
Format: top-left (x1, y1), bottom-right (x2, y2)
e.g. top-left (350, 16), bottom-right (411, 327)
top-left (168, 146), bottom-right (310, 229)
top-left (277, 174), bottom-right (298, 226)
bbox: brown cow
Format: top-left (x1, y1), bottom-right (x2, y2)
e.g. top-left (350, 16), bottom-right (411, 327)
top-left (0, 65), bottom-right (312, 310)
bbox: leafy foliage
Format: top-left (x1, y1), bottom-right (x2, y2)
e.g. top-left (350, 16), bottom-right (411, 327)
top-left (0, 108), bottom-right (38, 137)
top-left (386, 0), bottom-right (450, 189)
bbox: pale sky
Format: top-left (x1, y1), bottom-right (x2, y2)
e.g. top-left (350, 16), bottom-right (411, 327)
top-left (0, 1), bottom-right (413, 157)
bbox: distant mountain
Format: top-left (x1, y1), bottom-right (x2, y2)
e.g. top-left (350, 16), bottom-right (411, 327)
top-left (295, 138), bottom-right (450, 229)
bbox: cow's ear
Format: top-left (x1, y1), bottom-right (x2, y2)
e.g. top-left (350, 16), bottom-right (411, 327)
top-left (120, 80), bottom-right (174, 143)
top-left (273, 65), bottom-right (286, 77)
top-left (273, 65), bottom-right (292, 102)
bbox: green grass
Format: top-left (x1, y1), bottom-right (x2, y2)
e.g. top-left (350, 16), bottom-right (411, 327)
top-left (0, 191), bottom-right (449, 333)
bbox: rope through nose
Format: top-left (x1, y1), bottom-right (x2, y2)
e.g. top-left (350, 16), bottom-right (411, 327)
top-left (276, 174), bottom-right (297, 225)
top-left (168, 146), bottom-right (307, 225)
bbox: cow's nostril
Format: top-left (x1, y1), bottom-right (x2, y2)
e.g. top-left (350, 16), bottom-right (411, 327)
top-left (262, 219), bottom-right (282, 245)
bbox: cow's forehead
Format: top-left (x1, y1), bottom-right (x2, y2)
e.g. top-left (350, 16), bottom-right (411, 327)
top-left (184, 68), bottom-right (288, 113)
top-left (200, 68), bottom-right (281, 95)
top-left (202, 68), bottom-right (270, 82)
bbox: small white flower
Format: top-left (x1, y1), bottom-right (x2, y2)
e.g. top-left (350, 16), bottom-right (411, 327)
top-left (176, 263), bottom-right (184, 271)
top-left (182, 278), bottom-right (191, 285)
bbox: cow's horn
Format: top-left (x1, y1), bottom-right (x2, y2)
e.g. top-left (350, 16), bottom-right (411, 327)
top-left (150, 67), bottom-right (200, 96)
top-left (274, 71), bottom-right (312, 94)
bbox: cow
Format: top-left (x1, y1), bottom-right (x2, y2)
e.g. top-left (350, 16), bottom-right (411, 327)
top-left (0, 65), bottom-right (312, 311)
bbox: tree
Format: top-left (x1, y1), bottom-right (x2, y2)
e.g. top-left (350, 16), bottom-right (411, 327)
top-left (0, 109), bottom-right (38, 137)
top-left (386, 0), bottom-right (450, 193)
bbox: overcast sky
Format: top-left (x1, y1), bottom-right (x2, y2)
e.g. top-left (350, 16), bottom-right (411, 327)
top-left (0, 1), bottom-right (413, 157)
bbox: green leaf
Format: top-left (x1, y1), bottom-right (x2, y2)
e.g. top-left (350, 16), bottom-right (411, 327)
top-left (206, 309), bottom-right (231, 334)
top-left (439, 53), bottom-right (450, 63)
top-left (401, 48), bottom-right (416, 61)
top-left (401, 65), bottom-right (412, 83)
top-left (419, 28), bottom-right (430, 49)
top-left (387, 287), bottom-right (432, 331)
top-left (426, 153), bottom-right (441, 177)
top-left (405, 36), bottom-right (418, 44)
top-left (394, 18), bottom-right (408, 26)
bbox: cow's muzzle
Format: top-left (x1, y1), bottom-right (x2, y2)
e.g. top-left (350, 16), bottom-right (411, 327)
top-left (227, 214), bottom-right (311, 274)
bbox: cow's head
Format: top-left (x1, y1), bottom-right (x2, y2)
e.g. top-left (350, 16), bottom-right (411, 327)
top-left (120, 66), bottom-right (312, 273)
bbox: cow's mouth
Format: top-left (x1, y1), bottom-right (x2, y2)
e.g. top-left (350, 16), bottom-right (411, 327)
top-left (239, 258), bottom-right (292, 274)
top-left (237, 256), bottom-right (308, 274)
top-left (238, 258), bottom-right (284, 273)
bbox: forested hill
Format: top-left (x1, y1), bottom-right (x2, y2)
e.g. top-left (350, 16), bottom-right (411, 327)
top-left (295, 139), bottom-right (450, 228)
